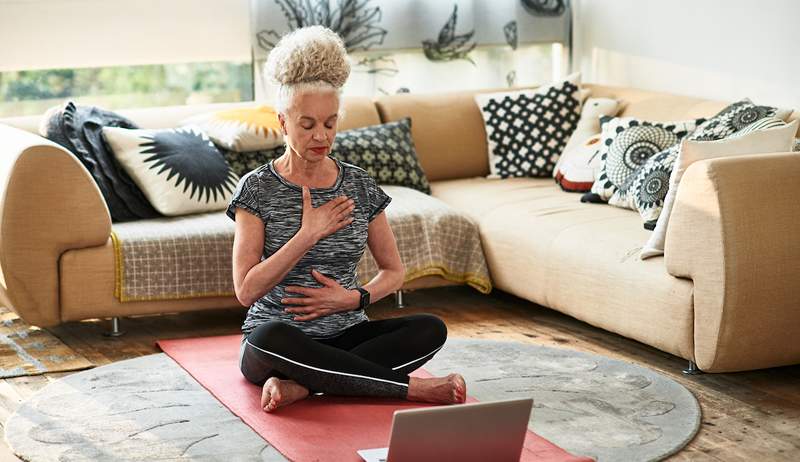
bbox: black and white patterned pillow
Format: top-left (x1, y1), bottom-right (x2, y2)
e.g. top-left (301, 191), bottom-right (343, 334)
top-left (221, 145), bottom-right (285, 177)
top-left (627, 101), bottom-right (793, 227)
top-left (590, 116), bottom-right (702, 207)
top-left (102, 126), bottom-right (239, 216)
top-left (475, 76), bottom-right (582, 178)
top-left (331, 117), bottom-right (431, 194)
top-left (687, 99), bottom-right (792, 142)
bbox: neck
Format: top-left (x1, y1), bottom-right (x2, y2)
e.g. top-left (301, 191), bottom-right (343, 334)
top-left (277, 149), bottom-right (334, 183)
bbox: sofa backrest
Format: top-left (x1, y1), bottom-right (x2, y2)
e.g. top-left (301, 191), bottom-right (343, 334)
top-left (0, 96), bottom-right (381, 135)
top-left (2, 85), bottom-right (796, 184)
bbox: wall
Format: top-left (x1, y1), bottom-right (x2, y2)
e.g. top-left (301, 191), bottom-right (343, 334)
top-left (571, 0), bottom-right (800, 108)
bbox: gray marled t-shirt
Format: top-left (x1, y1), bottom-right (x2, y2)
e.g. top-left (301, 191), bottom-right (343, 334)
top-left (226, 155), bottom-right (392, 339)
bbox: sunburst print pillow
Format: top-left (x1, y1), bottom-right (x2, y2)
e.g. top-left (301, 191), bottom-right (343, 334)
top-left (180, 105), bottom-right (283, 152)
top-left (102, 126), bottom-right (240, 216)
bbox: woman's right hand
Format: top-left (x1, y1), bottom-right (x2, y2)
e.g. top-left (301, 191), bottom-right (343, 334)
top-left (299, 185), bottom-right (355, 243)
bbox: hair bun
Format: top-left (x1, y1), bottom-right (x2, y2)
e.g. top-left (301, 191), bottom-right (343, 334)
top-left (264, 25), bottom-right (351, 88)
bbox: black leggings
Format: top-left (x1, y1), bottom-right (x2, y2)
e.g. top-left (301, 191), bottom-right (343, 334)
top-left (238, 313), bottom-right (447, 399)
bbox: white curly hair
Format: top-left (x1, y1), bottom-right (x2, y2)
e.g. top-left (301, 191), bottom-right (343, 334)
top-left (264, 25), bottom-right (351, 115)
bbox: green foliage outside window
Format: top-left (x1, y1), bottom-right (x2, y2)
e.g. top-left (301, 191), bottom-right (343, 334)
top-left (0, 62), bottom-right (254, 117)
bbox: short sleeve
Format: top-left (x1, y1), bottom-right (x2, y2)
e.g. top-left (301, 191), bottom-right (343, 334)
top-left (226, 171), bottom-right (262, 222)
top-left (365, 175), bottom-right (392, 222)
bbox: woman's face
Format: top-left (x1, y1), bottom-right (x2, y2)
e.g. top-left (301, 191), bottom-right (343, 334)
top-left (279, 90), bottom-right (339, 163)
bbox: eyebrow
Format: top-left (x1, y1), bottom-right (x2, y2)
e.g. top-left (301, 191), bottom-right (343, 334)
top-left (299, 114), bottom-right (338, 123)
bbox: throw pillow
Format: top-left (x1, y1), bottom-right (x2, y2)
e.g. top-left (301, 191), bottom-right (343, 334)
top-left (687, 98), bottom-right (792, 142)
top-left (553, 97), bottom-right (621, 180)
top-left (181, 105), bottom-right (283, 152)
top-left (554, 134), bottom-right (603, 192)
top-left (627, 100), bottom-right (794, 228)
top-left (640, 118), bottom-right (798, 259)
top-left (591, 116), bottom-right (702, 206)
top-left (474, 72), bottom-right (583, 178)
top-left (553, 97), bottom-right (621, 191)
top-left (330, 117), bottom-right (431, 194)
top-left (102, 126), bottom-right (240, 216)
top-left (222, 145), bottom-right (285, 177)
top-left (39, 101), bottom-right (162, 222)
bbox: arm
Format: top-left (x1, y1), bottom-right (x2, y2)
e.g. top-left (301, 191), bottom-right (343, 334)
top-left (357, 210), bottom-right (405, 306)
top-left (0, 124), bottom-right (111, 327)
top-left (664, 151), bottom-right (800, 372)
top-left (231, 208), bottom-right (317, 306)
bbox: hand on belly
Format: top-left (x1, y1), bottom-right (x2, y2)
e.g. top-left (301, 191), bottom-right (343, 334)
top-left (281, 268), bottom-right (359, 321)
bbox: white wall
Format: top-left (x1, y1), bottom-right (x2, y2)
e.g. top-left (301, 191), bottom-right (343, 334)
top-left (572, 0), bottom-right (800, 108)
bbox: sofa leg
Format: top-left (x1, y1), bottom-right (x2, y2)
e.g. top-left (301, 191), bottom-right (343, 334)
top-left (395, 290), bottom-right (406, 309)
top-left (682, 360), bottom-right (702, 375)
top-left (102, 317), bottom-right (126, 337)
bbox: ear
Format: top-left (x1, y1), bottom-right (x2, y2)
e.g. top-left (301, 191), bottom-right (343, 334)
top-left (278, 112), bottom-right (288, 136)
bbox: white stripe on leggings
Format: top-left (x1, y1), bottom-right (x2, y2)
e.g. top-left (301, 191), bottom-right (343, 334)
top-left (244, 339), bottom-right (409, 388)
top-left (391, 343), bottom-right (445, 370)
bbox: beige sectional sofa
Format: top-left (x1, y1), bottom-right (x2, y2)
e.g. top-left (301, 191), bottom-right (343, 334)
top-left (1, 83), bottom-right (798, 374)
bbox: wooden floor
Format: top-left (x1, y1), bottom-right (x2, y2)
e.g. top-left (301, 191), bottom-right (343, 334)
top-left (1, 286), bottom-right (798, 461)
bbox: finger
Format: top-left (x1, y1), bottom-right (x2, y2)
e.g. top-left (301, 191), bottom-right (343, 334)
top-left (284, 286), bottom-right (311, 296)
top-left (295, 308), bottom-right (330, 321)
top-left (311, 268), bottom-right (335, 286)
top-left (302, 186), bottom-right (311, 210)
top-left (333, 216), bottom-right (355, 231)
top-left (331, 197), bottom-right (355, 214)
top-left (286, 305), bottom-right (316, 314)
top-left (324, 195), bottom-right (350, 210)
top-left (282, 296), bottom-right (314, 305)
top-left (335, 203), bottom-right (355, 220)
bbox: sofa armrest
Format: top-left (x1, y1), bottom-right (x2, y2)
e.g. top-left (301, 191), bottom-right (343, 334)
top-left (0, 123), bottom-right (111, 327)
top-left (665, 152), bottom-right (800, 372)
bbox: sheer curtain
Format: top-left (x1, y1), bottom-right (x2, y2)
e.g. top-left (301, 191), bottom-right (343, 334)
top-left (250, 0), bottom-right (571, 101)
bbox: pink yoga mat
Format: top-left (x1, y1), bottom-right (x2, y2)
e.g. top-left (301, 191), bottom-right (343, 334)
top-left (156, 334), bottom-right (592, 462)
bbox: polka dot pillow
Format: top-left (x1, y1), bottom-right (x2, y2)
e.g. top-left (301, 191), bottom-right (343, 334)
top-left (475, 73), bottom-right (583, 178)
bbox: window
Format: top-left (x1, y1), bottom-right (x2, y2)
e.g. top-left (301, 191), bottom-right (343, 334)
top-left (0, 61), bottom-right (253, 117)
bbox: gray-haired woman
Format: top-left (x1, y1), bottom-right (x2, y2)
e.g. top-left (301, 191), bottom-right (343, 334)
top-left (227, 26), bottom-right (466, 413)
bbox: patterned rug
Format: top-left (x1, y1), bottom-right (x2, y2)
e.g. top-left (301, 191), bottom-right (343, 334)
top-left (0, 306), bottom-right (94, 379)
top-left (4, 338), bottom-right (701, 461)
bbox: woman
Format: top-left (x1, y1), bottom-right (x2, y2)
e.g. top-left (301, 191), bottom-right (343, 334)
top-left (226, 25), bottom-right (466, 413)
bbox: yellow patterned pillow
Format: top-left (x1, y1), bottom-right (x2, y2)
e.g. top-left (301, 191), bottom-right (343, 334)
top-left (181, 105), bottom-right (283, 152)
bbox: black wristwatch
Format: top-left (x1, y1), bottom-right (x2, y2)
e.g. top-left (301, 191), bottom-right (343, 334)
top-left (355, 287), bottom-right (371, 310)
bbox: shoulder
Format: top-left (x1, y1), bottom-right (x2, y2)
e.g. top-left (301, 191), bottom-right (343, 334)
top-left (340, 160), bottom-right (376, 185)
top-left (237, 163), bottom-right (277, 189)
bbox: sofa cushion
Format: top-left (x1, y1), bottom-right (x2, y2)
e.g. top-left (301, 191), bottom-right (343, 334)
top-left (591, 116), bottom-right (700, 205)
top-left (102, 126), bottom-right (240, 216)
top-left (331, 118), bottom-right (431, 194)
top-left (430, 177), bottom-right (695, 359)
top-left (180, 105), bottom-right (284, 152)
top-left (474, 74), bottom-right (582, 178)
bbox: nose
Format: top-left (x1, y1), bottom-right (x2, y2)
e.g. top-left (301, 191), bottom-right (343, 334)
top-left (312, 127), bottom-right (328, 142)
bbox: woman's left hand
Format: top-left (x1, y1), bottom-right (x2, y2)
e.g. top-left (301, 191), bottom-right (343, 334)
top-left (281, 268), bottom-right (358, 321)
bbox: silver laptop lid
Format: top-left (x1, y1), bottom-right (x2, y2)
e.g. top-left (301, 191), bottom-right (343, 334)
top-left (385, 397), bottom-right (533, 462)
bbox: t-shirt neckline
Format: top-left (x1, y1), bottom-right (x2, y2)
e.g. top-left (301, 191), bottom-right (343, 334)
top-left (268, 155), bottom-right (344, 192)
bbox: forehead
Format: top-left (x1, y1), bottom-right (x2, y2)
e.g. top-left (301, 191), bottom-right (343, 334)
top-left (291, 91), bottom-right (339, 120)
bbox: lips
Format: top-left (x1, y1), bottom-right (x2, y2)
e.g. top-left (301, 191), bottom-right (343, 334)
top-left (310, 147), bottom-right (328, 154)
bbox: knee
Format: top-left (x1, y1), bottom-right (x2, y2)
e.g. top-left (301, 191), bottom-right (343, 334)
top-left (248, 320), bottom-right (301, 353)
top-left (415, 314), bottom-right (447, 346)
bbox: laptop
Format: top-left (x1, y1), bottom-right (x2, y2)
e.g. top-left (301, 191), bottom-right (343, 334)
top-left (357, 397), bottom-right (533, 462)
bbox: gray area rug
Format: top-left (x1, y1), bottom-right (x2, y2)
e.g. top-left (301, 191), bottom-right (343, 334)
top-left (4, 338), bottom-right (701, 461)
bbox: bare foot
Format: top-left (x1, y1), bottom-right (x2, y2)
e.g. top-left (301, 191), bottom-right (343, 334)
top-left (406, 373), bottom-right (467, 404)
top-left (261, 377), bottom-right (310, 412)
